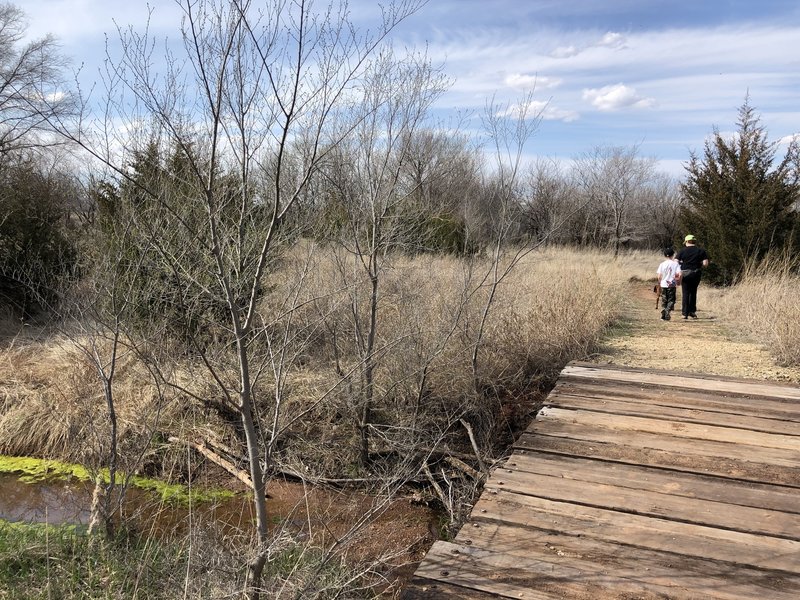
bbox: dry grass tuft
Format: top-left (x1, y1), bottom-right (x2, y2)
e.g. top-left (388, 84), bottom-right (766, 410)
top-left (0, 329), bottom-right (179, 470)
top-left (706, 264), bottom-right (800, 367)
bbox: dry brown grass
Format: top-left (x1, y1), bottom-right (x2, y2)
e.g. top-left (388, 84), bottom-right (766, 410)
top-left (706, 264), bottom-right (800, 367)
top-left (1, 245), bottom-right (641, 475)
top-left (257, 244), bottom-right (640, 471)
top-left (0, 330), bottom-right (88, 459)
top-left (0, 327), bottom-right (183, 470)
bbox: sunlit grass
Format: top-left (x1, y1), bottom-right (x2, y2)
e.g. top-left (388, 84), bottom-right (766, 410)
top-left (0, 519), bottom-right (192, 600)
top-left (706, 261), bottom-right (800, 367)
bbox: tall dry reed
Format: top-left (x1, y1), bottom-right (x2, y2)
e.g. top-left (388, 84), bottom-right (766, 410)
top-left (0, 326), bottom-right (188, 473)
top-left (706, 259), bottom-right (800, 366)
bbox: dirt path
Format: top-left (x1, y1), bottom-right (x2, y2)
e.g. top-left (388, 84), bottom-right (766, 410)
top-left (588, 283), bottom-right (800, 383)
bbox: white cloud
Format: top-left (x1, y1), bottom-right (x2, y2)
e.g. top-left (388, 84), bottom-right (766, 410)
top-left (541, 105), bottom-right (580, 122)
top-left (551, 45), bottom-right (580, 58)
top-left (45, 91), bottom-right (66, 103)
top-left (496, 99), bottom-right (579, 123)
top-left (582, 84), bottom-right (656, 111)
top-left (549, 31), bottom-right (625, 59)
top-left (777, 134), bottom-right (799, 146)
top-left (495, 102), bottom-right (534, 119)
top-left (597, 31), bottom-right (627, 49)
top-left (504, 73), bottom-right (562, 90)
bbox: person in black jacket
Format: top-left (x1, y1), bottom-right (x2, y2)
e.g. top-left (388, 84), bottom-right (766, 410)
top-left (676, 234), bottom-right (710, 319)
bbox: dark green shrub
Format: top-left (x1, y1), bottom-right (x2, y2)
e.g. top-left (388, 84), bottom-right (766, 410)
top-left (0, 159), bottom-right (77, 318)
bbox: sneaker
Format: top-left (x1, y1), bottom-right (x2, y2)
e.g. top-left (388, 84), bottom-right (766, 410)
top-left (664, 311), bottom-right (671, 321)
top-left (689, 313), bottom-right (698, 319)
top-left (660, 309), bottom-right (667, 320)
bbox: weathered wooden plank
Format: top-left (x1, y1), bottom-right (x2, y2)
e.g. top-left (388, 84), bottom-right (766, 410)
top-left (411, 540), bottom-right (689, 600)
top-left (537, 407), bottom-right (800, 450)
top-left (505, 452), bottom-right (800, 514)
top-left (552, 380), bottom-right (800, 420)
top-left (472, 491), bottom-right (800, 573)
top-left (545, 393), bottom-right (800, 435)
top-left (401, 578), bottom-right (506, 599)
top-left (483, 467), bottom-right (800, 539)
top-left (528, 419), bottom-right (800, 469)
top-left (561, 364), bottom-right (800, 401)
top-left (452, 522), bottom-right (800, 600)
top-left (568, 360), bottom-right (798, 387)
top-left (516, 433), bottom-right (800, 486)
top-left (406, 363), bottom-right (800, 599)
top-left (407, 540), bottom-right (557, 599)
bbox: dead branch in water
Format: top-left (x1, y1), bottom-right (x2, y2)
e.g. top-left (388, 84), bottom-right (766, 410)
top-left (168, 436), bottom-right (252, 488)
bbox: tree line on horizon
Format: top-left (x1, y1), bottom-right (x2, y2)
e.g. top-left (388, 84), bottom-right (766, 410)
top-left (2, 4), bottom-right (799, 318)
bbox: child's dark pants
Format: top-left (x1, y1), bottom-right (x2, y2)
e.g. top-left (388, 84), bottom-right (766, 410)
top-left (661, 287), bottom-right (676, 314)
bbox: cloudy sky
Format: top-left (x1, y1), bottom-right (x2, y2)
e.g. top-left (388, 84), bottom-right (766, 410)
top-left (22, 0), bottom-right (800, 177)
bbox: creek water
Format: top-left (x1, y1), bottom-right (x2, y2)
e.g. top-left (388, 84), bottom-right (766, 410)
top-left (0, 471), bottom-right (438, 561)
top-left (0, 473), bottom-right (93, 525)
top-left (0, 472), bottom-right (258, 537)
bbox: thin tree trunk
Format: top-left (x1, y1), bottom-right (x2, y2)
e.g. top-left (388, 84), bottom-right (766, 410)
top-left (236, 333), bottom-right (269, 600)
top-left (360, 268), bottom-right (379, 466)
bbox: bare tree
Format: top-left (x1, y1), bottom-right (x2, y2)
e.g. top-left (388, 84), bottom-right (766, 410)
top-left (28, 1), bottom-right (427, 596)
top-left (469, 94), bottom-right (544, 386)
top-left (401, 94), bottom-right (546, 527)
top-left (572, 144), bottom-right (658, 256)
top-left (634, 173), bottom-right (683, 248)
top-left (0, 3), bottom-right (73, 155)
top-left (322, 47), bottom-right (448, 465)
top-left (520, 157), bottom-right (578, 245)
top-left (398, 127), bottom-right (482, 247)
top-left (58, 241), bottom-right (170, 541)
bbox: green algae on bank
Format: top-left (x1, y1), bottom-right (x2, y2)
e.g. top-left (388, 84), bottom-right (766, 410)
top-left (0, 455), bottom-right (236, 504)
top-left (0, 455), bottom-right (88, 482)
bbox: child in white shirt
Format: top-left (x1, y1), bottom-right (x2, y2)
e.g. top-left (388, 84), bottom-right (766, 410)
top-left (656, 248), bottom-right (680, 320)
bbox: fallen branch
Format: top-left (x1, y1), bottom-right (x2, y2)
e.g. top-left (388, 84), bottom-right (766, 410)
top-left (168, 436), bottom-right (252, 488)
top-left (444, 455), bottom-right (480, 479)
top-left (459, 418), bottom-right (488, 475)
top-left (422, 462), bottom-right (451, 516)
top-left (278, 464), bottom-right (424, 486)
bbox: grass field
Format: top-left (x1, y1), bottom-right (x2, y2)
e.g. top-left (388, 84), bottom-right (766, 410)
top-left (3, 245), bottom-right (799, 598)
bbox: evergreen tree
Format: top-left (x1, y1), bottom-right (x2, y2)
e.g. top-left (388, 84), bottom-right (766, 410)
top-left (0, 156), bottom-right (76, 317)
top-left (92, 140), bottom-right (267, 345)
top-left (681, 100), bottom-right (800, 285)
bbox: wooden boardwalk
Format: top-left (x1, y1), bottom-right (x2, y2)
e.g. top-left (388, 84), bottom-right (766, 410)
top-left (402, 363), bottom-right (800, 599)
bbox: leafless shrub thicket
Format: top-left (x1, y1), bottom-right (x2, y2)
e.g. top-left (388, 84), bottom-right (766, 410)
top-left (520, 147), bottom-right (683, 253)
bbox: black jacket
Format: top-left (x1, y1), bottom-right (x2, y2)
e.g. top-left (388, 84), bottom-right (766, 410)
top-left (676, 245), bottom-right (709, 270)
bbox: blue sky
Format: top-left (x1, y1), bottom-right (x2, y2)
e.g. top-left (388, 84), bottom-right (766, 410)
top-left (23, 0), bottom-right (800, 178)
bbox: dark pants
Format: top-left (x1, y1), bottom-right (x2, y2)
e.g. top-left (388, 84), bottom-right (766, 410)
top-left (680, 269), bottom-right (702, 316)
top-left (661, 287), bottom-right (676, 313)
